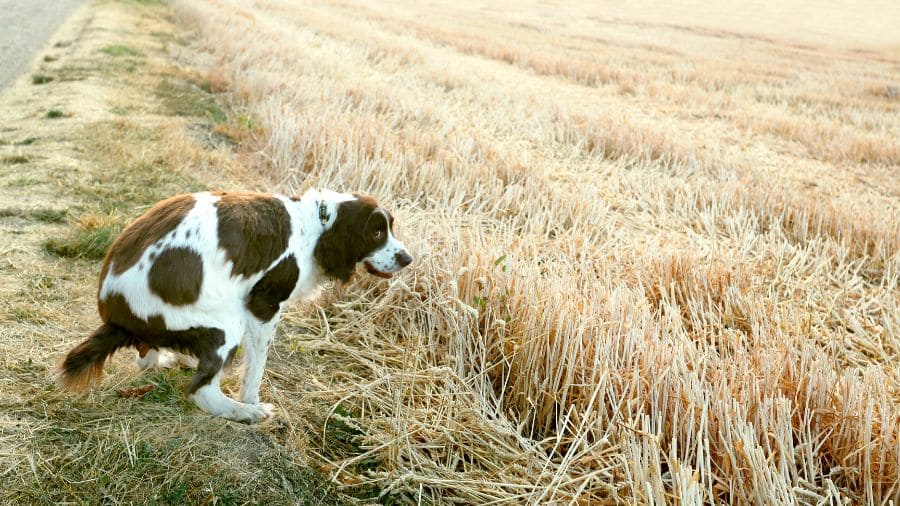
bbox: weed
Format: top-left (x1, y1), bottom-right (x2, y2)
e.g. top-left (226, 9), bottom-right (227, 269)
top-left (43, 214), bottom-right (122, 259)
top-left (156, 78), bottom-right (225, 122)
top-left (151, 31), bottom-right (190, 47)
top-left (1, 155), bottom-right (29, 164)
top-left (32, 74), bottom-right (54, 85)
top-left (136, 371), bottom-right (191, 405)
top-left (323, 404), bottom-right (381, 473)
top-left (0, 207), bottom-right (67, 223)
top-left (45, 109), bottom-right (65, 119)
top-left (8, 306), bottom-right (47, 324)
top-left (54, 64), bottom-right (92, 81)
top-left (163, 481), bottom-right (188, 504)
top-left (31, 208), bottom-right (68, 223)
top-left (76, 161), bottom-right (200, 211)
top-left (4, 176), bottom-right (42, 188)
top-left (101, 44), bottom-right (143, 58)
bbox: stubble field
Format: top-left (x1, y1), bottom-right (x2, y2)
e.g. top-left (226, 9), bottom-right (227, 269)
top-left (171, 0), bottom-right (900, 503)
top-left (0, 0), bottom-right (897, 504)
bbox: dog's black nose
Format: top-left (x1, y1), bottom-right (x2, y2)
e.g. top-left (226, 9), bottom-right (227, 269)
top-left (395, 251), bottom-right (413, 268)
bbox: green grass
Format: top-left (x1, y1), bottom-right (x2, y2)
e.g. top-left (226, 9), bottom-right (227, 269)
top-left (53, 63), bottom-right (92, 81)
top-left (76, 160), bottom-right (202, 212)
top-left (2, 155), bottom-right (29, 164)
top-left (4, 176), bottom-right (43, 188)
top-left (32, 74), bottom-right (54, 85)
top-left (7, 396), bottom-right (349, 505)
top-left (2, 365), bottom-right (353, 505)
top-left (157, 78), bottom-right (226, 122)
top-left (45, 109), bottom-right (65, 119)
top-left (101, 44), bottom-right (143, 58)
top-left (43, 218), bottom-right (121, 260)
top-left (31, 209), bottom-right (68, 223)
top-left (136, 371), bottom-right (190, 405)
top-left (0, 207), bottom-right (68, 223)
top-left (151, 30), bottom-right (191, 47)
top-left (320, 404), bottom-right (415, 503)
top-left (8, 306), bottom-right (47, 324)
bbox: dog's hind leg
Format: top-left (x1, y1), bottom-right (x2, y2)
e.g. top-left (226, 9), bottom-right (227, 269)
top-left (187, 324), bottom-right (273, 423)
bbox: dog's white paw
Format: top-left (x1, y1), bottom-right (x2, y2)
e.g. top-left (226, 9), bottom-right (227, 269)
top-left (231, 402), bottom-right (275, 424)
top-left (258, 403), bottom-right (275, 418)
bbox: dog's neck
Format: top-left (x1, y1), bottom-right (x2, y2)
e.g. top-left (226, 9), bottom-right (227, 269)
top-left (296, 188), bottom-right (354, 232)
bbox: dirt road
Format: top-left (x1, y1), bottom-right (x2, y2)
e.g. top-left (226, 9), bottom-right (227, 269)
top-left (0, 0), bottom-right (83, 91)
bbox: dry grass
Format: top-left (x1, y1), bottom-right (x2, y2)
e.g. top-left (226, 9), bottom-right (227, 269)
top-left (169, 0), bottom-right (899, 503)
top-left (0, 0), bottom-right (896, 503)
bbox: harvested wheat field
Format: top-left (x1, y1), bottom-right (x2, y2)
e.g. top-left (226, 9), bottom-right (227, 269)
top-left (1, 0), bottom-right (898, 503)
top-left (169, 0), bottom-right (900, 503)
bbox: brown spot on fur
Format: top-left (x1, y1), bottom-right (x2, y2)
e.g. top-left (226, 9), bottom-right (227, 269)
top-left (148, 247), bottom-right (203, 306)
top-left (247, 255), bottom-right (299, 322)
top-left (313, 195), bottom-right (388, 282)
top-left (98, 194), bottom-right (196, 307)
top-left (214, 191), bottom-right (291, 278)
top-left (103, 293), bottom-right (167, 332)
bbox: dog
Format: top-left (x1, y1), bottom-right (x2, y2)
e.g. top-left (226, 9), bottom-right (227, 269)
top-left (58, 189), bottom-right (412, 423)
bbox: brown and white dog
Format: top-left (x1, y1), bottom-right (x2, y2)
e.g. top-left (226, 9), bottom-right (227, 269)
top-left (59, 189), bottom-right (412, 423)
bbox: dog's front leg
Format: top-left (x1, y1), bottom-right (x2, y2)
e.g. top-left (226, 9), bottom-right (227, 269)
top-left (240, 315), bottom-right (278, 406)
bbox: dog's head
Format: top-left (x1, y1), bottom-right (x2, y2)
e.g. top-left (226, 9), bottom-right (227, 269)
top-left (313, 193), bottom-right (412, 282)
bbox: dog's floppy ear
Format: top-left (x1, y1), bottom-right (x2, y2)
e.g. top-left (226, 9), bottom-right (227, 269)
top-left (314, 197), bottom-right (378, 282)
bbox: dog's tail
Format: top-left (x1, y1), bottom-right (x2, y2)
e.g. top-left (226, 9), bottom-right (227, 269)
top-left (58, 324), bottom-right (133, 390)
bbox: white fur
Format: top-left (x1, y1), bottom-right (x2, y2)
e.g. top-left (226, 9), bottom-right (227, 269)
top-left (100, 189), bottom-right (409, 423)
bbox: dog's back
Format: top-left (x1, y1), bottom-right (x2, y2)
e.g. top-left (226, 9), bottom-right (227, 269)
top-left (59, 191), bottom-right (301, 390)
